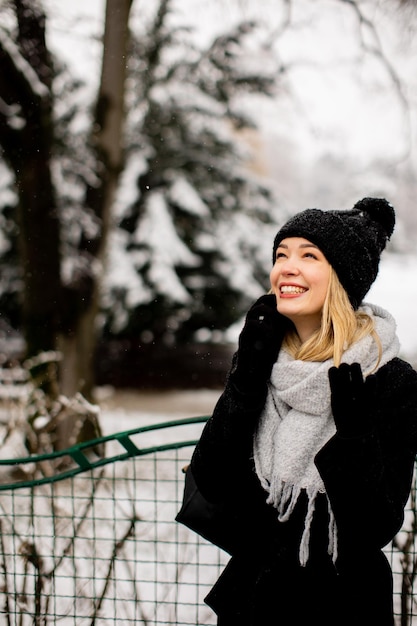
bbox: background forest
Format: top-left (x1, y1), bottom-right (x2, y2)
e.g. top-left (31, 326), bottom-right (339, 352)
top-left (1, 0), bottom-right (417, 444)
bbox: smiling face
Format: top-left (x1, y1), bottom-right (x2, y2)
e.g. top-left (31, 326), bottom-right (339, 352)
top-left (270, 237), bottom-right (331, 343)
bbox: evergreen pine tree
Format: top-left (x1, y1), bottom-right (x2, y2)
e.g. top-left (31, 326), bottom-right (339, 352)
top-left (103, 1), bottom-right (283, 347)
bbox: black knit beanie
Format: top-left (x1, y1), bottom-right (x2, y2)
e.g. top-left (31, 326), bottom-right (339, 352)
top-left (272, 197), bottom-right (395, 310)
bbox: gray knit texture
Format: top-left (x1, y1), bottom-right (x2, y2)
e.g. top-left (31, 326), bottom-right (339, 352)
top-left (253, 303), bottom-right (400, 566)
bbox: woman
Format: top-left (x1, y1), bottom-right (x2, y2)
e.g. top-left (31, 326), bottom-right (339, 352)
top-left (190, 197), bottom-right (417, 626)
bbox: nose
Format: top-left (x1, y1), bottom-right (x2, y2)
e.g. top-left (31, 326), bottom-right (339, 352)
top-left (280, 256), bottom-right (300, 275)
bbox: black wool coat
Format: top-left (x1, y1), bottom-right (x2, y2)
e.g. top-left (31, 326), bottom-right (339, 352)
top-left (190, 356), bottom-right (417, 626)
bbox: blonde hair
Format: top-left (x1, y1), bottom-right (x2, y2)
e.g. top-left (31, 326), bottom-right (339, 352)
top-left (282, 267), bottom-right (382, 369)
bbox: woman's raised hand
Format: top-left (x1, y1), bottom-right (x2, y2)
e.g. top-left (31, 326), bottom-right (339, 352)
top-left (229, 294), bottom-right (290, 392)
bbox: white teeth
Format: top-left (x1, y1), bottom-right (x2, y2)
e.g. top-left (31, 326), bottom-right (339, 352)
top-left (280, 285), bottom-right (307, 294)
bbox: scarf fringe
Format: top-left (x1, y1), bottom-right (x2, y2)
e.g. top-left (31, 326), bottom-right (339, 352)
top-left (327, 497), bottom-right (338, 564)
top-left (266, 478), bottom-right (338, 567)
top-left (266, 477), bottom-right (301, 521)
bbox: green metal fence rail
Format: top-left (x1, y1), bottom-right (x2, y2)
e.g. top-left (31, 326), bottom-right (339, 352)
top-left (0, 415), bottom-right (415, 625)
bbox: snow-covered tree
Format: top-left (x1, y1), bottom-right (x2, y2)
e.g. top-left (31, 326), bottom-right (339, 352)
top-left (0, 0), bottom-right (133, 405)
top-left (103, 1), bottom-right (283, 346)
top-left (0, 0), bottom-right (284, 400)
top-left (0, 0), bottom-right (61, 364)
top-left (0, 0), bottom-right (415, 403)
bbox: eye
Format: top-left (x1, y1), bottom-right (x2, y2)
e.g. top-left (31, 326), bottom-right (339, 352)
top-left (303, 252), bottom-right (318, 259)
top-left (275, 252), bottom-right (287, 260)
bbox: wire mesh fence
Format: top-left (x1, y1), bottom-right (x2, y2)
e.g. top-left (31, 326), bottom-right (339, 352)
top-left (0, 416), bottom-right (415, 625)
top-left (0, 417), bottom-right (228, 625)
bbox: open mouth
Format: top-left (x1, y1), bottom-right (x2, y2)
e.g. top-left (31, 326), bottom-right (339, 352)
top-left (280, 285), bottom-right (307, 294)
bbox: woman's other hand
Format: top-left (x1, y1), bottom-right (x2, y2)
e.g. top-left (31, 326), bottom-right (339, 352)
top-left (328, 362), bottom-right (377, 438)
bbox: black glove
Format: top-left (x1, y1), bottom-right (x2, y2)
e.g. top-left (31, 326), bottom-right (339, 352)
top-left (328, 362), bottom-right (377, 438)
top-left (229, 294), bottom-right (289, 393)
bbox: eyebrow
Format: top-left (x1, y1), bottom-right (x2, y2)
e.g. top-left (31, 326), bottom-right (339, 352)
top-left (277, 243), bottom-right (319, 249)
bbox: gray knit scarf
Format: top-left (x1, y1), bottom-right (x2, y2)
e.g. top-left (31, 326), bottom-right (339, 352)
top-left (253, 303), bottom-right (400, 566)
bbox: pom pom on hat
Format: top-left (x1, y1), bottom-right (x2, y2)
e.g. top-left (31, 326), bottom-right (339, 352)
top-left (272, 197), bottom-right (395, 309)
top-left (352, 197), bottom-right (395, 243)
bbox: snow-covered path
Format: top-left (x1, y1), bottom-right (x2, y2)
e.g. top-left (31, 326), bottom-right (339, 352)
top-left (98, 387), bottom-right (219, 435)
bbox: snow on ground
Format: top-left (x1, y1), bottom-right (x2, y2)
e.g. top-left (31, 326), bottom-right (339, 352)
top-left (97, 387), bottom-right (220, 448)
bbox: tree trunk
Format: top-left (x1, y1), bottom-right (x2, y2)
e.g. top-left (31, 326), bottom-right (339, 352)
top-left (0, 0), bottom-right (133, 449)
top-left (59, 0), bottom-right (134, 401)
top-left (0, 0), bottom-right (62, 396)
top-left (16, 151), bottom-right (61, 361)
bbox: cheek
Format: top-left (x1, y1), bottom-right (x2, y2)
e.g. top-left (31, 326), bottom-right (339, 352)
top-left (270, 266), bottom-right (279, 288)
top-left (313, 273), bottom-right (330, 303)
